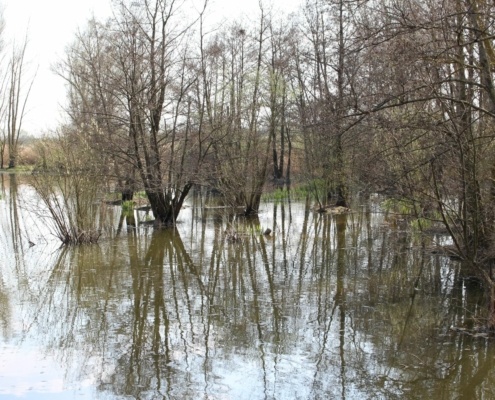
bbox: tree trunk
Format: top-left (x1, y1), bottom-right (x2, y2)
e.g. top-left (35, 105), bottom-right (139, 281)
top-left (244, 192), bottom-right (262, 216)
top-left (148, 183), bottom-right (192, 227)
top-left (8, 154), bottom-right (15, 169)
top-left (121, 188), bottom-right (134, 202)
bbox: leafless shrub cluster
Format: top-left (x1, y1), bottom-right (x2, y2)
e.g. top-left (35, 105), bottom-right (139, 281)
top-left (31, 131), bottom-right (105, 244)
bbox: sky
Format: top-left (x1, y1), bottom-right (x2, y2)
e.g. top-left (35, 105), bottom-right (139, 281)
top-left (3, 0), bottom-right (113, 134)
top-left (2, 0), bottom-right (301, 135)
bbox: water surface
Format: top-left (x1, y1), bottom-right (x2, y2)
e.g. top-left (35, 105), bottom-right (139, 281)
top-left (0, 174), bottom-right (493, 399)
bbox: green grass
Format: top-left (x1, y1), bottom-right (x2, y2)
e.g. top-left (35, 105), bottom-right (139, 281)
top-left (292, 184), bottom-right (312, 199)
top-left (382, 198), bottom-right (442, 232)
top-left (122, 200), bottom-right (134, 213)
top-left (262, 184), bottom-right (312, 202)
top-left (262, 189), bottom-right (291, 202)
top-left (382, 198), bottom-right (415, 215)
top-left (0, 165), bottom-right (33, 173)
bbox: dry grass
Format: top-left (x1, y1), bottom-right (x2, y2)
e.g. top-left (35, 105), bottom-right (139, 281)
top-left (0, 139), bottom-right (43, 169)
top-left (18, 144), bottom-right (41, 166)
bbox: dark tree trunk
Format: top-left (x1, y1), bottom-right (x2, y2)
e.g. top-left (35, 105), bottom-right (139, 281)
top-left (285, 126), bottom-right (292, 187)
top-left (335, 187), bottom-right (348, 208)
top-left (121, 174), bottom-right (135, 202)
top-left (244, 192), bottom-right (262, 216)
top-left (273, 148), bottom-right (282, 180)
top-left (148, 183), bottom-right (192, 227)
top-left (122, 189), bottom-right (134, 202)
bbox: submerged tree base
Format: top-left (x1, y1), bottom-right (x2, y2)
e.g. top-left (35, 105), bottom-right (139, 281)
top-left (152, 219), bottom-right (178, 229)
top-left (59, 230), bottom-right (101, 245)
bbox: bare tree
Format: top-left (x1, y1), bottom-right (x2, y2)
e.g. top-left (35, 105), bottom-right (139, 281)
top-left (194, 4), bottom-right (298, 215)
top-left (297, 0), bottom-right (366, 208)
top-left (267, 16), bottom-right (297, 187)
top-left (350, 0), bottom-right (495, 330)
top-left (6, 36), bottom-right (34, 168)
top-left (59, 0), bottom-right (209, 226)
top-left (56, 18), bottom-right (134, 200)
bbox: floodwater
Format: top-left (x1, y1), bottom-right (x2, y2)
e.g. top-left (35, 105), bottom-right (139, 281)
top-left (0, 173), bottom-right (494, 399)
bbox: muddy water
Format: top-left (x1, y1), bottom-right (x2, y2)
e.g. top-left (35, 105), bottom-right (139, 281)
top-left (0, 173), bottom-right (494, 399)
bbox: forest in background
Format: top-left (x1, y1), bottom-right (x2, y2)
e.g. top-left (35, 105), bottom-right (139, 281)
top-left (3, 0), bottom-right (495, 330)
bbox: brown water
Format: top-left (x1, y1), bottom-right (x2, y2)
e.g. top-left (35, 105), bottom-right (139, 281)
top-left (0, 173), bottom-right (494, 399)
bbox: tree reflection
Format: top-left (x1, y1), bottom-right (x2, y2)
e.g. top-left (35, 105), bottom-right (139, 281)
top-left (3, 192), bottom-right (495, 399)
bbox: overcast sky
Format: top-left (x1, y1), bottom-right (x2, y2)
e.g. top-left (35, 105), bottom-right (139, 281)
top-left (2, 0), bottom-right (301, 135)
top-left (2, 0), bottom-right (112, 134)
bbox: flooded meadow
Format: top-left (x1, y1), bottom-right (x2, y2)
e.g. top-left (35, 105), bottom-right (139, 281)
top-left (0, 173), bottom-right (494, 399)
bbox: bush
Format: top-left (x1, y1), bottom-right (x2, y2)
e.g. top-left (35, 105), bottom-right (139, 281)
top-left (31, 130), bottom-right (107, 244)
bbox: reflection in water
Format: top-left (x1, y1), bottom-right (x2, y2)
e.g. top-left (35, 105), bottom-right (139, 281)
top-left (0, 175), bottom-right (494, 399)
